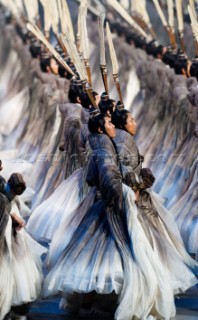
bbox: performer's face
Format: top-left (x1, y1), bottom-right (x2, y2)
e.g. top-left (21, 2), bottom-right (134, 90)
top-left (50, 58), bottom-right (59, 75)
top-left (124, 113), bottom-right (137, 136)
top-left (104, 116), bottom-right (116, 138)
top-left (94, 94), bottom-right (101, 106)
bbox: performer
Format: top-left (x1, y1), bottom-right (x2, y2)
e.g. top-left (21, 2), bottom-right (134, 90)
top-left (0, 3), bottom-right (197, 320)
top-left (112, 108), bottom-right (197, 274)
top-left (0, 172), bottom-right (27, 213)
top-left (58, 80), bottom-right (100, 178)
top-left (58, 80), bottom-right (84, 154)
top-left (0, 171), bottom-right (46, 320)
top-left (98, 95), bottom-right (116, 115)
top-left (190, 58), bottom-right (198, 80)
top-left (26, 82), bottom-right (98, 242)
top-left (42, 111), bottom-right (197, 320)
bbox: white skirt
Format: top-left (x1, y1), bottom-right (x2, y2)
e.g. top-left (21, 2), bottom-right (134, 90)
top-left (188, 219), bottom-right (198, 261)
top-left (0, 202), bottom-right (46, 320)
top-left (43, 184), bottom-right (197, 320)
top-left (26, 168), bottom-right (87, 242)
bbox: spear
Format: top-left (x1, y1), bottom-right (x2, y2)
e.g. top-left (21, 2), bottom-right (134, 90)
top-left (131, 0), bottom-right (147, 31)
top-left (54, 0), bottom-right (66, 56)
top-left (49, 0), bottom-right (59, 35)
top-left (47, 1), bottom-right (64, 56)
top-left (61, 33), bottom-right (97, 109)
top-left (61, 33), bottom-right (87, 81)
top-left (152, 0), bottom-right (168, 28)
top-left (43, 0), bottom-right (68, 57)
top-left (189, 0), bottom-right (197, 17)
top-left (132, 0), bottom-right (156, 38)
top-left (106, 0), bottom-right (147, 39)
top-left (75, 0), bottom-right (101, 17)
top-left (23, 0), bottom-right (41, 29)
top-left (23, 0), bottom-right (38, 23)
top-left (15, 0), bottom-right (25, 18)
top-left (27, 23), bottom-right (75, 77)
top-left (76, 1), bottom-right (83, 53)
top-left (2, 0), bottom-right (21, 20)
top-left (92, 0), bottom-right (106, 13)
top-left (80, 1), bottom-right (93, 86)
top-left (47, 0), bottom-right (64, 53)
top-left (39, 0), bottom-right (51, 38)
top-left (106, 22), bottom-right (124, 106)
top-left (188, 3), bottom-right (198, 57)
top-left (139, 0), bottom-right (156, 38)
top-left (167, 0), bottom-right (177, 49)
top-left (98, 13), bottom-right (109, 95)
top-left (152, 0), bottom-right (176, 49)
top-left (60, 0), bottom-right (75, 41)
top-left (175, 0), bottom-right (185, 52)
top-left (76, 0), bottom-right (96, 57)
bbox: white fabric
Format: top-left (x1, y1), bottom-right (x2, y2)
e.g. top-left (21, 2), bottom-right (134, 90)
top-left (189, 220), bottom-right (198, 261)
top-left (43, 185), bottom-right (197, 320)
top-left (26, 168), bottom-right (86, 242)
top-left (0, 202), bottom-right (46, 320)
top-left (0, 87), bottom-right (29, 135)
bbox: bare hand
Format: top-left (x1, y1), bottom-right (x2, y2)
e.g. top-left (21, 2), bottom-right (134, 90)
top-left (134, 190), bottom-right (140, 202)
top-left (10, 213), bottom-right (25, 231)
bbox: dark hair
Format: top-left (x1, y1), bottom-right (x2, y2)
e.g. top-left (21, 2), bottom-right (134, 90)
top-left (58, 65), bottom-right (67, 78)
top-left (112, 109), bottom-right (130, 129)
top-left (88, 113), bottom-right (107, 134)
top-left (134, 36), bottom-right (146, 49)
top-left (162, 52), bottom-right (177, 68)
top-left (146, 41), bottom-right (164, 59)
top-left (81, 90), bottom-right (99, 109)
top-left (15, 24), bottom-right (29, 44)
top-left (116, 25), bottom-right (124, 37)
top-left (125, 32), bottom-right (135, 44)
top-left (80, 92), bottom-right (93, 109)
top-left (174, 58), bottom-right (187, 75)
top-left (69, 82), bottom-right (97, 107)
top-left (68, 82), bottom-right (84, 103)
top-left (190, 62), bottom-right (198, 80)
top-left (145, 41), bottom-right (156, 55)
top-left (29, 45), bottom-right (41, 58)
top-left (154, 45), bottom-right (164, 58)
top-left (115, 101), bottom-right (124, 110)
top-left (8, 173), bottom-right (26, 195)
top-left (98, 99), bottom-right (115, 115)
top-left (92, 91), bottom-right (99, 98)
top-left (40, 58), bottom-right (51, 73)
top-left (111, 23), bottom-right (124, 37)
top-left (58, 65), bottom-right (73, 80)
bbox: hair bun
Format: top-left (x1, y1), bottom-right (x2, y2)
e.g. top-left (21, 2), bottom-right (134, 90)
top-left (8, 173), bottom-right (26, 193)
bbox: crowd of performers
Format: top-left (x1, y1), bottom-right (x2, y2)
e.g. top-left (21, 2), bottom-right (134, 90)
top-left (0, 0), bottom-right (198, 319)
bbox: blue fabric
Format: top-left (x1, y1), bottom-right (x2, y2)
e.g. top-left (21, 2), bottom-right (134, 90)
top-left (4, 183), bottom-right (11, 194)
top-left (3, 183), bottom-right (14, 201)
